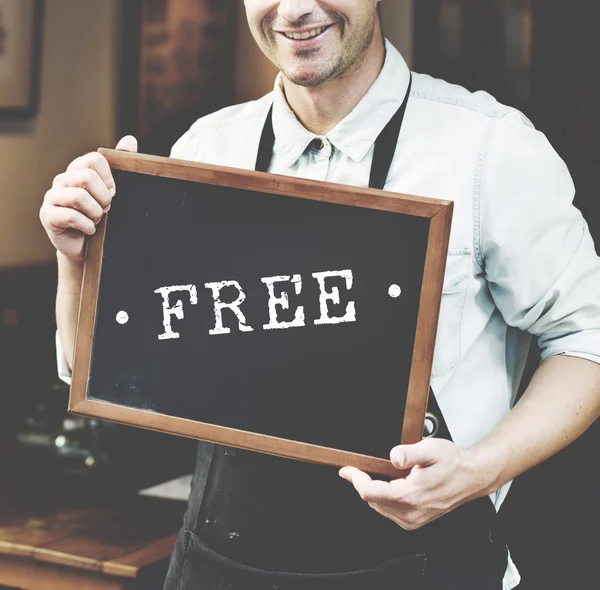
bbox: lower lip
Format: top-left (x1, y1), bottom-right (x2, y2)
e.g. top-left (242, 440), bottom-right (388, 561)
top-left (278, 25), bottom-right (334, 49)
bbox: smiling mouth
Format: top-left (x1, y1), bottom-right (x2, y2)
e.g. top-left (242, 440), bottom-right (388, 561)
top-left (279, 25), bottom-right (332, 41)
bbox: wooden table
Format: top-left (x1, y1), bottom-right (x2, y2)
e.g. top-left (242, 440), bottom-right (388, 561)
top-left (0, 495), bottom-right (184, 590)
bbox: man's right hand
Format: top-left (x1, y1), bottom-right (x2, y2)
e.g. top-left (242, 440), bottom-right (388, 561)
top-left (39, 136), bottom-right (138, 262)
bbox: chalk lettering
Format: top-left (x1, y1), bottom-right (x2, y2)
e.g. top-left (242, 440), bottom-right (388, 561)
top-left (312, 270), bottom-right (357, 326)
top-left (204, 280), bottom-right (254, 335)
top-left (155, 285), bottom-right (198, 340)
top-left (262, 274), bottom-right (305, 331)
top-left (155, 270), bottom-right (360, 339)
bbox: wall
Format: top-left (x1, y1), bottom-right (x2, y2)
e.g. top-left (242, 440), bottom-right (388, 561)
top-left (0, 0), bottom-right (119, 269)
top-left (234, 1), bottom-right (414, 102)
top-left (382, 0), bottom-right (414, 66)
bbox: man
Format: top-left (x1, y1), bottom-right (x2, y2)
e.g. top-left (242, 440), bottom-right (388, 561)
top-left (40, 1), bottom-right (600, 589)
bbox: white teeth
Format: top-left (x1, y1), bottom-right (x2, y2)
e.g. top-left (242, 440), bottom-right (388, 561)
top-left (285, 27), bottom-right (324, 40)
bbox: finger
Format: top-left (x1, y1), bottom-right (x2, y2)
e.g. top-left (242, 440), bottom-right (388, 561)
top-left (53, 168), bottom-right (112, 209)
top-left (43, 207), bottom-right (97, 236)
top-left (45, 187), bottom-right (104, 224)
top-left (115, 135), bottom-right (138, 153)
top-left (390, 440), bottom-right (439, 470)
top-left (66, 152), bottom-right (115, 197)
top-left (339, 466), bottom-right (371, 484)
top-left (339, 467), bottom-right (394, 503)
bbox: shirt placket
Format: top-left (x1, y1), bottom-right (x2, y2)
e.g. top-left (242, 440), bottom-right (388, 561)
top-left (299, 138), bottom-right (333, 182)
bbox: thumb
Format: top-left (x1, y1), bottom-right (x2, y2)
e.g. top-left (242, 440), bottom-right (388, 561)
top-left (115, 135), bottom-right (138, 153)
top-left (390, 441), bottom-right (438, 470)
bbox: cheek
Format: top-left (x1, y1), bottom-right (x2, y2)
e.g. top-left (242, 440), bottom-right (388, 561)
top-left (245, 0), bottom-right (277, 42)
top-left (323, 0), bottom-right (364, 15)
top-left (245, 0), bottom-right (275, 26)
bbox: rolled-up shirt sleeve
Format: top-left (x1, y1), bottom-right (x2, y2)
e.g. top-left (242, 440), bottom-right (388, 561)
top-left (56, 331), bottom-right (72, 385)
top-left (480, 110), bottom-right (600, 364)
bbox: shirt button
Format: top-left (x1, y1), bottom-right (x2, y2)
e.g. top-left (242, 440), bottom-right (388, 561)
top-left (310, 138), bottom-right (325, 151)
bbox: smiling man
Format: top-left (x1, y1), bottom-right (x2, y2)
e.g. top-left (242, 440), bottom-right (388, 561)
top-left (40, 1), bottom-right (600, 589)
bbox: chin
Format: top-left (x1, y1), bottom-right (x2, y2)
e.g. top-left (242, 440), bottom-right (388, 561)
top-left (282, 62), bottom-right (339, 88)
top-left (285, 72), bottom-right (328, 87)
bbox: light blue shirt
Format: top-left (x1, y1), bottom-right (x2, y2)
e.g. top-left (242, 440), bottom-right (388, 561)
top-left (59, 40), bottom-right (600, 590)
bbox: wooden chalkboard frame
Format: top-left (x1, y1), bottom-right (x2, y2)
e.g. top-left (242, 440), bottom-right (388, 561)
top-left (69, 149), bottom-right (453, 477)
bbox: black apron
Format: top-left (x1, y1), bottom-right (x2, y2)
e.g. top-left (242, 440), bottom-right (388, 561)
top-left (164, 78), bottom-right (508, 590)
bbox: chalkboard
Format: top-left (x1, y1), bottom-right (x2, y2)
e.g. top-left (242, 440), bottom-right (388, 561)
top-left (70, 150), bottom-right (453, 477)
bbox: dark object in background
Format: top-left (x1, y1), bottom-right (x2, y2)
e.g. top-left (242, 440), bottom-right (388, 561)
top-left (16, 383), bottom-right (196, 490)
top-left (0, 264), bottom-right (57, 450)
top-left (414, 2), bottom-right (600, 588)
top-left (414, 0), bottom-right (533, 114)
top-left (119, 0), bottom-right (238, 156)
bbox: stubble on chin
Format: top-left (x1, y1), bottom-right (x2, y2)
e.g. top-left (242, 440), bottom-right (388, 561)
top-left (281, 49), bottom-right (341, 87)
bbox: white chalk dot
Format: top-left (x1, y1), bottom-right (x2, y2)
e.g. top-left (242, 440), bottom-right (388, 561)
top-left (388, 284), bottom-right (402, 298)
top-left (116, 311), bottom-right (129, 324)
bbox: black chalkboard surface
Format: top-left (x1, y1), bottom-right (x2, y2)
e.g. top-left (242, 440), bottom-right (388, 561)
top-left (70, 150), bottom-right (453, 477)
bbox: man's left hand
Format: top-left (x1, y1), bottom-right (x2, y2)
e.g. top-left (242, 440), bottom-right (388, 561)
top-left (339, 439), bottom-right (486, 530)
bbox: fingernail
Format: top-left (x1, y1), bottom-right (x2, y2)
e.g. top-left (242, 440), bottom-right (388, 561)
top-left (391, 451), bottom-right (405, 467)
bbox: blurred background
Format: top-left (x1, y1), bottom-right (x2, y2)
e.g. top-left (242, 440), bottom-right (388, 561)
top-left (0, 1), bottom-right (597, 588)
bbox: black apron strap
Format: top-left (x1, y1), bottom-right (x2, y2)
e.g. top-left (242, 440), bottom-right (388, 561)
top-left (255, 77), bottom-right (412, 192)
top-left (369, 76), bottom-right (412, 191)
top-left (255, 104), bottom-right (275, 174)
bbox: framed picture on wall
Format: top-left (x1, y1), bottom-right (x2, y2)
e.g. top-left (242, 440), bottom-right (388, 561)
top-left (0, 0), bottom-right (43, 117)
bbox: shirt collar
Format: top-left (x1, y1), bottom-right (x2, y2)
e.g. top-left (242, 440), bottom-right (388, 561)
top-left (272, 81), bottom-right (316, 168)
top-left (271, 40), bottom-right (411, 168)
